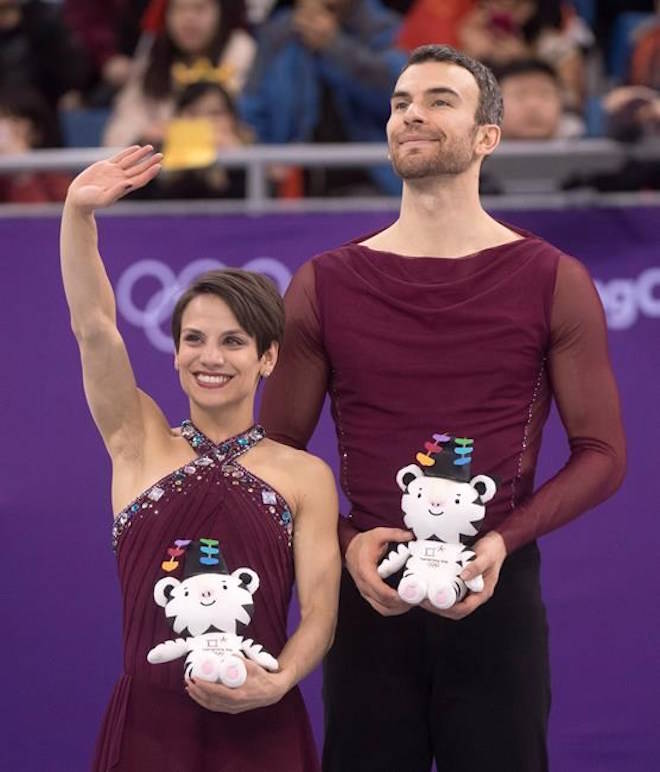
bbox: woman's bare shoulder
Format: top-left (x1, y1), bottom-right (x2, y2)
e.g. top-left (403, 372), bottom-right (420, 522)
top-left (262, 439), bottom-right (333, 477)
top-left (255, 440), bottom-right (336, 504)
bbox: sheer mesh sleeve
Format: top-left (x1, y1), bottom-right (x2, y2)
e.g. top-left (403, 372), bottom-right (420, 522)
top-left (260, 260), bottom-right (329, 449)
top-left (497, 254), bottom-right (626, 554)
top-left (259, 260), bottom-right (360, 554)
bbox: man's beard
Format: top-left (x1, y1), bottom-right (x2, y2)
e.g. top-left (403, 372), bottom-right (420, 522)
top-left (390, 133), bottom-right (477, 180)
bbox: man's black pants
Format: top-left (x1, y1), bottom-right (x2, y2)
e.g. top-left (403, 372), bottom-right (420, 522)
top-left (323, 542), bottom-right (550, 772)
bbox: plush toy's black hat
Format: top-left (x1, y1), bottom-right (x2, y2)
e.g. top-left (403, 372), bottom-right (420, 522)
top-left (160, 538), bottom-right (230, 578)
top-left (185, 539), bottom-right (230, 578)
top-left (415, 433), bottom-right (474, 483)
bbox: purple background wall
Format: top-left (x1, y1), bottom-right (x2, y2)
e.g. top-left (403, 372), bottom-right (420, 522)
top-left (2, 207), bottom-right (658, 771)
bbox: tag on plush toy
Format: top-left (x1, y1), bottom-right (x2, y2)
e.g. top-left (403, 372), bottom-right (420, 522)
top-left (147, 539), bottom-right (279, 687)
top-left (161, 118), bottom-right (216, 171)
top-left (378, 434), bottom-right (497, 610)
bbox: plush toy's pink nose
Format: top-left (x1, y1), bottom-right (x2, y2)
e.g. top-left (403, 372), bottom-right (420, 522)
top-left (430, 499), bottom-right (445, 508)
top-left (201, 588), bottom-right (213, 598)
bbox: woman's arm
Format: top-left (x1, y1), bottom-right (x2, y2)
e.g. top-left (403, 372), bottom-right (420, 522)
top-left (60, 146), bottom-right (163, 461)
top-left (276, 455), bottom-right (341, 686)
top-left (185, 454), bottom-right (341, 713)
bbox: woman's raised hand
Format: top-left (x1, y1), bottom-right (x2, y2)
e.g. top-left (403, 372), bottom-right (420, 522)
top-left (66, 145), bottom-right (163, 212)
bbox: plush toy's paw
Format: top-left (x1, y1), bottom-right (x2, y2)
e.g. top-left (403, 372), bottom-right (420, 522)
top-left (378, 544), bottom-right (410, 578)
top-left (397, 574), bottom-right (426, 605)
top-left (427, 578), bottom-right (458, 610)
top-left (147, 645), bottom-right (165, 664)
top-left (465, 575), bottom-right (484, 593)
top-left (147, 638), bottom-right (186, 664)
top-left (255, 652), bottom-right (279, 672)
top-left (218, 656), bottom-right (247, 688)
top-left (429, 586), bottom-right (456, 610)
top-left (241, 638), bottom-right (279, 671)
top-left (428, 578), bottom-right (468, 609)
top-left (187, 651), bottom-right (222, 683)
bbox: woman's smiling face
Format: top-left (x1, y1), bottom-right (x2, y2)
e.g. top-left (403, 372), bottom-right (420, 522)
top-left (174, 293), bottom-right (271, 412)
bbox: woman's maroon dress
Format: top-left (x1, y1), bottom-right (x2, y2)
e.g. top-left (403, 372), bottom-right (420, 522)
top-left (92, 422), bottom-right (319, 772)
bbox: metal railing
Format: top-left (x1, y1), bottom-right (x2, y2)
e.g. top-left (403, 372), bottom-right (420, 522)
top-left (1, 139), bottom-right (658, 212)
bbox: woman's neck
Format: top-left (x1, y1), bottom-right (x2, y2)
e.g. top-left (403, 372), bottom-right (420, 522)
top-left (188, 404), bottom-right (255, 445)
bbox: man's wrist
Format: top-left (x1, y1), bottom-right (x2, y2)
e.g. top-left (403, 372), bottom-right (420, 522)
top-left (274, 666), bottom-right (297, 697)
top-left (482, 529), bottom-right (507, 559)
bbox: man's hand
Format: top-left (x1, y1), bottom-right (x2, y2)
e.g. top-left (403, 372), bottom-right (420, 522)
top-left (185, 660), bottom-right (292, 714)
top-left (345, 527), bottom-right (413, 616)
top-left (292, 0), bottom-right (339, 51)
top-left (421, 530), bottom-right (507, 620)
top-left (66, 145), bottom-right (162, 213)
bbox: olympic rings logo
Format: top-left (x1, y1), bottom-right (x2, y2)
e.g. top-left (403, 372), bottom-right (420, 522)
top-left (116, 257), bottom-right (292, 352)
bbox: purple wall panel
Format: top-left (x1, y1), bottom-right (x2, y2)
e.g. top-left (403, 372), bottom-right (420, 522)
top-left (2, 208), bottom-right (658, 771)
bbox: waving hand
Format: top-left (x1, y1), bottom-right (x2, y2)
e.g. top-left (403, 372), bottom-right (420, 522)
top-left (67, 145), bottom-right (162, 212)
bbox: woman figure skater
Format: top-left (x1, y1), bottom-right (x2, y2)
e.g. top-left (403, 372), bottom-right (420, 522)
top-left (60, 145), bottom-right (340, 771)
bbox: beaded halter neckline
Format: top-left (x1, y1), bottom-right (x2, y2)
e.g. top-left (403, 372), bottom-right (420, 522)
top-left (112, 421), bottom-right (286, 553)
top-left (180, 420), bottom-right (266, 461)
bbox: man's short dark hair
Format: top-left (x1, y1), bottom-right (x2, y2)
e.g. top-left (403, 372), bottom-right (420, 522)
top-left (172, 269), bottom-right (284, 356)
top-left (493, 58), bottom-right (560, 87)
top-left (402, 45), bottom-right (503, 126)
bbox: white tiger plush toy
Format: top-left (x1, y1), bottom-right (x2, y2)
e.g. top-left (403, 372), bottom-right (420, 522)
top-left (147, 539), bottom-right (278, 687)
top-left (378, 435), bottom-right (497, 610)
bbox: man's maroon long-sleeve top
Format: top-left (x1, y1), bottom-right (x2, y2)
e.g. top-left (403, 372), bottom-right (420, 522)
top-left (259, 229), bottom-right (626, 555)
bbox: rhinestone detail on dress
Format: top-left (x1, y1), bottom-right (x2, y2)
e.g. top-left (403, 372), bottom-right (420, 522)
top-left (112, 421), bottom-right (293, 551)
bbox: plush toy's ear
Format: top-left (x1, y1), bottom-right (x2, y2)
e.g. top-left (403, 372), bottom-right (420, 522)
top-left (396, 464), bottom-right (423, 492)
top-left (233, 568), bottom-right (259, 595)
top-left (154, 577), bottom-right (180, 607)
top-left (470, 474), bottom-right (497, 504)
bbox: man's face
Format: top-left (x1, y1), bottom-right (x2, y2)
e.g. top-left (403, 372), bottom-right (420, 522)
top-left (386, 62), bottom-right (483, 180)
top-left (500, 72), bottom-right (561, 140)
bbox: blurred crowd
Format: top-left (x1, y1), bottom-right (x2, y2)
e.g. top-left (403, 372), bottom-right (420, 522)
top-left (0, 0), bottom-right (658, 202)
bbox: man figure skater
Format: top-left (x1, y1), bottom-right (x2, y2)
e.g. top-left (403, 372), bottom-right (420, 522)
top-left (260, 45), bottom-right (625, 772)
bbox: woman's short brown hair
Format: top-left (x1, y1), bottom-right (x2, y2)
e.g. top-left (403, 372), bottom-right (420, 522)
top-left (171, 269), bottom-right (284, 356)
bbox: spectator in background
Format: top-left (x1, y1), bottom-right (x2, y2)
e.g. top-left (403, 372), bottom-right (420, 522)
top-left (269, 0), bottom-right (414, 15)
top-left (103, 0), bottom-right (255, 147)
top-left (0, 89), bottom-right (72, 203)
top-left (563, 12), bottom-right (659, 192)
top-left (588, 12), bottom-right (659, 190)
top-left (381, 0), bottom-right (414, 11)
top-left (594, 0), bottom-right (655, 72)
top-left (604, 13), bottom-right (659, 143)
top-left (240, 0), bottom-right (407, 195)
top-left (604, 85), bottom-right (659, 144)
top-left (397, 0), bottom-right (476, 51)
top-left (629, 10), bottom-right (660, 90)
top-left (63, 0), bottom-right (152, 106)
top-left (0, 0), bottom-right (90, 110)
top-left (133, 80), bottom-right (252, 198)
top-left (457, 0), bottom-right (591, 115)
top-left (245, 0), bottom-right (278, 24)
top-left (496, 58), bottom-right (583, 138)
